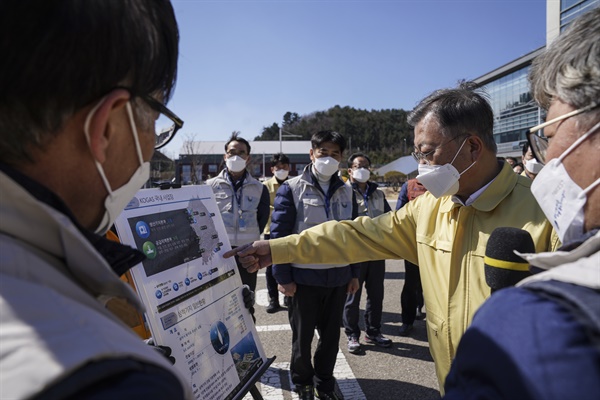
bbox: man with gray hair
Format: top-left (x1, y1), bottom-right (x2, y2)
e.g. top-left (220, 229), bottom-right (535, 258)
top-left (444, 7), bottom-right (600, 398)
top-left (226, 80), bottom-right (559, 393)
top-left (0, 1), bottom-right (190, 398)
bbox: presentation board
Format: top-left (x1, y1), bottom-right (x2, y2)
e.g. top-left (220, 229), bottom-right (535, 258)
top-left (114, 185), bottom-right (267, 400)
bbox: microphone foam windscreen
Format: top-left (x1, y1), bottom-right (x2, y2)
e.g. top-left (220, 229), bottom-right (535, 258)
top-left (485, 227), bottom-right (535, 291)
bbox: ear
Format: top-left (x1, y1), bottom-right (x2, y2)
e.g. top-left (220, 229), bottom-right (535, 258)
top-left (87, 89), bottom-right (131, 164)
top-left (309, 148), bottom-right (315, 162)
top-left (467, 135), bottom-right (484, 162)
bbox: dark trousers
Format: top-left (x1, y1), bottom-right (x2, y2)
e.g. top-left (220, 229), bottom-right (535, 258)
top-left (289, 283), bottom-right (347, 392)
top-left (263, 234), bottom-right (279, 302)
top-left (343, 260), bottom-right (385, 338)
top-left (265, 266), bottom-right (279, 301)
top-left (401, 261), bottom-right (424, 325)
top-left (234, 252), bottom-right (257, 292)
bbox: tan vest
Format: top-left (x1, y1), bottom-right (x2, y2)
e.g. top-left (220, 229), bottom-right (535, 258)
top-left (207, 170), bottom-right (264, 246)
top-left (352, 184), bottom-right (387, 218)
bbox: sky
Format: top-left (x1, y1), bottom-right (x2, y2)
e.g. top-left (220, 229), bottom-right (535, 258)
top-left (161, 0), bottom-right (548, 158)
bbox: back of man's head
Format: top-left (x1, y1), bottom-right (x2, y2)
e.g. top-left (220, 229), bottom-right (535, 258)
top-left (529, 7), bottom-right (600, 129)
top-left (407, 80), bottom-right (497, 154)
top-left (0, 0), bottom-right (179, 165)
top-left (311, 130), bottom-right (347, 153)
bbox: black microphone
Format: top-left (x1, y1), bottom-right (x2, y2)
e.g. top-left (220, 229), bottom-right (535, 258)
top-left (484, 227), bottom-right (535, 293)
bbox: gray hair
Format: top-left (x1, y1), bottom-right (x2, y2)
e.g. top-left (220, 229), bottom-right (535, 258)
top-left (408, 80), bottom-right (497, 153)
top-left (529, 7), bottom-right (600, 128)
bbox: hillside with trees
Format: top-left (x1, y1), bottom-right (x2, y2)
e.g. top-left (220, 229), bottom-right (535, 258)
top-left (253, 106), bottom-right (414, 166)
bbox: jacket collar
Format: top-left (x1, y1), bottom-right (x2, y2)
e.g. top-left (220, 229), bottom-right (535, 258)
top-left (439, 161), bottom-right (516, 213)
top-left (351, 180), bottom-right (379, 197)
top-left (300, 164), bottom-right (345, 196)
top-left (0, 163), bottom-right (144, 277)
top-left (516, 230), bottom-right (600, 290)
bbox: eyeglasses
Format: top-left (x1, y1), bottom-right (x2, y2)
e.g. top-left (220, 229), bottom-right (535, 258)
top-left (141, 95), bottom-right (184, 149)
top-left (526, 103), bottom-right (598, 164)
top-left (411, 135), bottom-right (465, 164)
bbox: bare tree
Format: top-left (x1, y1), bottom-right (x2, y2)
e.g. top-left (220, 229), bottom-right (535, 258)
top-left (182, 133), bottom-right (204, 185)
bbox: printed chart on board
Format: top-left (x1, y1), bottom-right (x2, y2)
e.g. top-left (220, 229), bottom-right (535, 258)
top-left (114, 185), bottom-right (267, 400)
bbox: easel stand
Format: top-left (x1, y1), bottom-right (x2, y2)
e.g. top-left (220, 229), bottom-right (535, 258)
top-left (232, 356), bottom-right (276, 400)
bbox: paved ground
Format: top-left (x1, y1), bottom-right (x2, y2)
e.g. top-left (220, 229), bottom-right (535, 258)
top-left (243, 258), bottom-right (441, 400)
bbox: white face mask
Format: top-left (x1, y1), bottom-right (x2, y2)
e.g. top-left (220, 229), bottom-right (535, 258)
top-left (313, 156), bottom-right (340, 177)
top-left (416, 137), bottom-right (475, 198)
top-left (525, 158), bottom-right (544, 174)
top-left (273, 169), bottom-right (289, 181)
top-left (352, 168), bottom-right (370, 183)
top-left (226, 155), bottom-right (247, 173)
top-left (531, 121), bottom-right (600, 244)
top-left (84, 100), bottom-right (150, 235)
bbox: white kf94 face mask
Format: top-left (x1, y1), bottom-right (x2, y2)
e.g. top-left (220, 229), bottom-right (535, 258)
top-left (415, 137), bottom-right (475, 198)
top-left (531, 121), bottom-right (600, 244)
top-left (273, 169), bottom-right (289, 181)
top-left (313, 156), bottom-right (340, 177)
top-left (352, 168), bottom-right (370, 183)
top-left (525, 158), bottom-right (544, 174)
top-left (226, 155), bottom-right (247, 173)
top-left (84, 100), bottom-right (150, 235)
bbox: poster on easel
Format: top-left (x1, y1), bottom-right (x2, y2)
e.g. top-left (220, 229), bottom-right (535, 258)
top-left (114, 185), bottom-right (267, 400)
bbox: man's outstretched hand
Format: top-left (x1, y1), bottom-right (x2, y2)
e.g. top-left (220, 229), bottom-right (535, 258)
top-left (223, 240), bottom-right (273, 273)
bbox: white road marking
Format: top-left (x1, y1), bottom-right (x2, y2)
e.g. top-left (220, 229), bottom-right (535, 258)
top-left (246, 325), bottom-right (366, 399)
top-left (256, 288), bottom-right (286, 307)
top-left (256, 324), bottom-right (291, 332)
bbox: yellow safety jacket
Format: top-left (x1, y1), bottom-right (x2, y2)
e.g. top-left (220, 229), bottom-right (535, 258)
top-left (270, 162), bottom-right (559, 391)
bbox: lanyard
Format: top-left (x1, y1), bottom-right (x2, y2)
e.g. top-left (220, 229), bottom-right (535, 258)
top-left (362, 191), bottom-right (369, 212)
top-left (324, 192), bottom-right (331, 220)
top-left (226, 173), bottom-right (244, 214)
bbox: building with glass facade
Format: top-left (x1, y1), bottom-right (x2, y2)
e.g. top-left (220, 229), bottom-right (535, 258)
top-left (474, 48), bottom-right (544, 158)
top-left (548, 0), bottom-right (599, 43)
top-left (474, 0), bottom-right (598, 159)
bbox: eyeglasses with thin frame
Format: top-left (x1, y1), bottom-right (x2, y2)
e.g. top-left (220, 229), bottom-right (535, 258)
top-left (411, 135), bottom-right (465, 164)
top-left (526, 103), bottom-right (598, 165)
top-left (140, 95), bottom-right (184, 150)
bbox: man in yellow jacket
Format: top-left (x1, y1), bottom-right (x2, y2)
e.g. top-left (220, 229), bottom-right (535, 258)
top-left (226, 81), bottom-right (559, 393)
